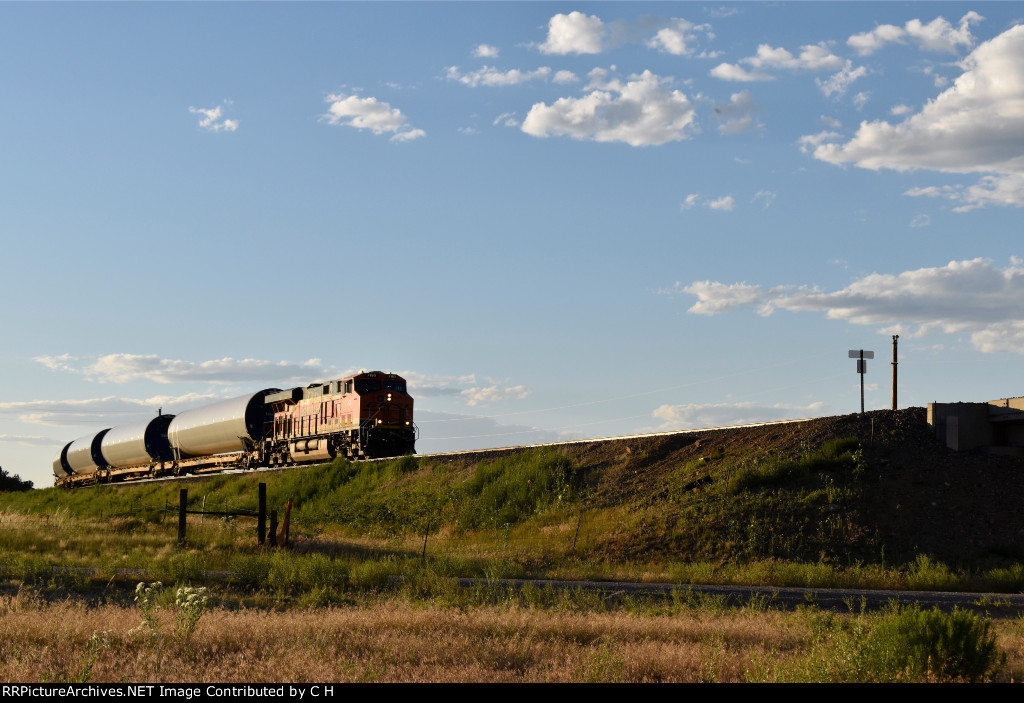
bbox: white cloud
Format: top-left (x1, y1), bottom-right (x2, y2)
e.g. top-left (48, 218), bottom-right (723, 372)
top-left (708, 195), bottom-right (735, 211)
top-left (474, 44), bottom-right (499, 58)
top-left (848, 24), bottom-right (906, 55)
top-left (820, 115), bottom-right (842, 128)
top-left (651, 401), bottom-right (825, 431)
top-left (539, 11), bottom-right (605, 54)
top-left (538, 11), bottom-right (715, 58)
top-left (891, 104), bottom-right (913, 116)
top-left (552, 70), bottom-right (579, 85)
top-left (522, 69), bottom-right (696, 147)
top-left (35, 354), bottom-right (333, 385)
top-left (811, 25), bottom-right (1024, 210)
top-left (645, 18), bottom-right (711, 56)
top-left (446, 65), bottom-right (553, 87)
top-left (673, 258), bottom-right (1024, 355)
top-left (848, 12), bottom-right (983, 55)
top-left (323, 93), bottom-right (425, 142)
top-left (817, 60), bottom-right (869, 98)
top-left (492, 112), bottom-right (519, 127)
top-left (909, 213), bottom-right (931, 228)
top-left (668, 280), bottom-right (762, 315)
top-left (400, 372), bottom-right (531, 408)
top-left (189, 103), bottom-right (238, 132)
top-left (713, 90), bottom-right (761, 134)
top-left (713, 41), bottom-right (846, 83)
top-left (710, 62), bottom-right (773, 82)
top-left (399, 371), bottom-right (478, 398)
top-left (460, 385), bottom-right (531, 407)
top-left (753, 190), bottom-right (776, 208)
top-left (852, 91), bottom-right (871, 111)
top-left (798, 130), bottom-right (841, 153)
top-left (679, 193), bottom-right (738, 212)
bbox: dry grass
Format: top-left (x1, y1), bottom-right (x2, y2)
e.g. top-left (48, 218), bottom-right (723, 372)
top-left (2, 591), bottom-right (1023, 683)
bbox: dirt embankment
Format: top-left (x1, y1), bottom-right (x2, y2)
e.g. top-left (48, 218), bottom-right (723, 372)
top-left (434, 408), bottom-right (1024, 565)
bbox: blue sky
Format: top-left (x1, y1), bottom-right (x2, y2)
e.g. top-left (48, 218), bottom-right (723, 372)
top-left (2, 2), bottom-right (1023, 487)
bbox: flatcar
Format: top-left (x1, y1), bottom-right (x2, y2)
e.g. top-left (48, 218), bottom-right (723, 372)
top-left (52, 370), bottom-right (415, 487)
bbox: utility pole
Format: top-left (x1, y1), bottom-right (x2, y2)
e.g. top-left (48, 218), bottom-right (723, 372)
top-left (891, 335), bottom-right (899, 411)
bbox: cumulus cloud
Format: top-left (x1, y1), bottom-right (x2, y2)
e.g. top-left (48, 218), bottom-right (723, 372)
top-left (460, 385), bottom-right (531, 407)
top-left (713, 41), bottom-right (844, 83)
top-left (446, 65), bottom-right (553, 87)
top-left (645, 18), bottom-right (713, 56)
top-left (713, 90), bottom-right (761, 134)
top-left (848, 12), bottom-right (983, 55)
top-left (474, 44), bottom-right (499, 58)
top-left (34, 354), bottom-right (333, 385)
top-left (667, 281), bottom-right (763, 315)
top-left (650, 401), bottom-right (825, 431)
top-left (398, 372), bottom-right (531, 408)
top-left (810, 25), bottom-right (1024, 210)
top-left (522, 69), bottom-right (696, 147)
top-left (189, 103), bottom-right (238, 132)
top-left (539, 11), bottom-right (606, 54)
top-left (708, 195), bottom-right (735, 211)
top-left (398, 372), bottom-right (478, 398)
top-left (538, 11), bottom-right (713, 57)
top-left (671, 258), bottom-right (1024, 355)
top-left (322, 93), bottom-right (425, 142)
top-left (709, 63), bottom-right (773, 82)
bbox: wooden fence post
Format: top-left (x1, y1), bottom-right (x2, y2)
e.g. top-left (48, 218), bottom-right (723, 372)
top-left (258, 482), bottom-right (267, 545)
top-left (269, 511), bottom-right (278, 547)
top-left (178, 488), bottom-right (188, 544)
top-left (282, 500), bottom-right (292, 547)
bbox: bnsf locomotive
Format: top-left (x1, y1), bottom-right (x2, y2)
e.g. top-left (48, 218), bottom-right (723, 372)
top-left (52, 371), bottom-right (415, 487)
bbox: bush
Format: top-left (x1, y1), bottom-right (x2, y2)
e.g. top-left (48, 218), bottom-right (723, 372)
top-left (860, 606), bottom-right (1004, 682)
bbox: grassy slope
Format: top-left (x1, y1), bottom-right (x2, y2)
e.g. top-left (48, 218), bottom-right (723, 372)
top-left (3, 407), bottom-right (1024, 590)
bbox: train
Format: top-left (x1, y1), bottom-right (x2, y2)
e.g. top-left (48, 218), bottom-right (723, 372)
top-left (52, 370), bottom-right (416, 487)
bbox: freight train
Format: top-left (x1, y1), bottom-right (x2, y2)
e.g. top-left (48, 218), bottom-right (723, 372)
top-left (52, 371), bottom-right (415, 487)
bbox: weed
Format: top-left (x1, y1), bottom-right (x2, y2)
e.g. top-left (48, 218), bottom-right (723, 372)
top-left (174, 585), bottom-right (210, 653)
top-left (41, 630), bottom-right (111, 684)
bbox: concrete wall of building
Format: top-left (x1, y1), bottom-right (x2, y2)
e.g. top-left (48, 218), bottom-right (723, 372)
top-left (928, 397), bottom-right (1024, 453)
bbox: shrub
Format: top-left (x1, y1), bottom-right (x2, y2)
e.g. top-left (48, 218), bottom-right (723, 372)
top-left (860, 606), bottom-right (1004, 682)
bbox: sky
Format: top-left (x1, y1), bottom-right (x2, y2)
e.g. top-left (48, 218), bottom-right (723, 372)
top-left (2, 2), bottom-right (1023, 488)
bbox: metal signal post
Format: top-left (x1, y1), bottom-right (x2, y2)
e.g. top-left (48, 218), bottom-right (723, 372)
top-left (891, 335), bottom-right (899, 411)
top-left (849, 349), bottom-right (874, 415)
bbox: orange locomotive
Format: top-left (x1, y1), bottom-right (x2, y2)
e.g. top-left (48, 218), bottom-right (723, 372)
top-left (264, 371), bottom-right (416, 465)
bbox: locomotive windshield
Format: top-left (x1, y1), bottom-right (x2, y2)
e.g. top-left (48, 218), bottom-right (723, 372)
top-left (355, 379), bottom-right (381, 394)
top-left (383, 380), bottom-right (406, 393)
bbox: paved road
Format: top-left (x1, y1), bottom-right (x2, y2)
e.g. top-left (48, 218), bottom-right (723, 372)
top-left (440, 576), bottom-right (1024, 618)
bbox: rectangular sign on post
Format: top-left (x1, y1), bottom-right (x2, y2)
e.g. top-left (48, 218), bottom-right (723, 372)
top-left (849, 350), bottom-right (874, 359)
top-left (857, 359), bottom-right (866, 374)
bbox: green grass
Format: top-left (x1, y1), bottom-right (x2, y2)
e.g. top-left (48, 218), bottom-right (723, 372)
top-left (2, 438), bottom-right (1022, 594)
